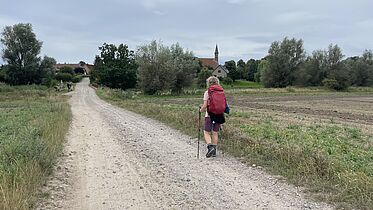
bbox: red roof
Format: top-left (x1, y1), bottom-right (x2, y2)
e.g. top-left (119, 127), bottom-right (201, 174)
top-left (199, 58), bottom-right (219, 69)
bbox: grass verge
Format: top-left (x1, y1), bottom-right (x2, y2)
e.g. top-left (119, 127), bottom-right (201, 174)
top-left (0, 84), bottom-right (71, 209)
top-left (97, 87), bottom-right (373, 210)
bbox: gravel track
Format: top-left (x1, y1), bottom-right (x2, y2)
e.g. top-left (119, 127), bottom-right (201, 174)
top-left (36, 78), bottom-right (332, 210)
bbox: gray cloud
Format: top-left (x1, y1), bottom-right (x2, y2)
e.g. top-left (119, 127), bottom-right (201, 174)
top-left (1, 0), bottom-right (373, 65)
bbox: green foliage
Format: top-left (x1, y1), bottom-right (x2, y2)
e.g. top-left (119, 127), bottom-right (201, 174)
top-left (225, 60), bottom-right (239, 81)
top-left (59, 66), bottom-right (74, 75)
top-left (169, 44), bottom-right (200, 94)
top-left (295, 50), bottom-right (325, 86)
top-left (39, 56), bottom-right (57, 87)
top-left (255, 59), bottom-right (268, 83)
top-left (197, 67), bottom-right (212, 88)
top-left (0, 65), bottom-right (5, 82)
top-left (221, 76), bottom-right (233, 86)
top-left (345, 50), bottom-right (373, 87)
top-left (0, 23), bottom-right (57, 86)
top-left (323, 44), bottom-right (349, 90)
top-left (72, 75), bottom-right (83, 83)
top-left (1, 23), bottom-right (43, 85)
top-left (41, 78), bottom-right (57, 88)
top-left (136, 40), bottom-right (199, 94)
top-left (92, 43), bottom-right (137, 90)
top-left (55, 73), bottom-right (72, 82)
top-left (322, 79), bottom-right (342, 90)
top-left (236, 59), bottom-right (246, 80)
top-left (74, 67), bottom-right (85, 75)
top-left (294, 44), bottom-right (350, 89)
top-left (246, 59), bottom-right (259, 81)
top-left (262, 37), bottom-right (305, 88)
top-left (0, 85), bottom-right (70, 209)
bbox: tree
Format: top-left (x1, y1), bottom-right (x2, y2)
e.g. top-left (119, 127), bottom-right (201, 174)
top-left (323, 44), bottom-right (349, 90)
top-left (262, 37), bottom-right (305, 88)
top-left (246, 59), bottom-right (259, 81)
top-left (197, 67), bottom-right (212, 88)
top-left (92, 43), bottom-right (137, 90)
top-left (255, 59), bottom-right (268, 83)
top-left (136, 40), bottom-right (198, 94)
top-left (1, 23), bottom-right (43, 85)
top-left (346, 50), bottom-right (373, 87)
top-left (295, 50), bottom-right (325, 86)
top-left (225, 60), bottom-right (239, 81)
top-left (236, 59), bottom-right (246, 80)
top-left (169, 43), bottom-right (200, 94)
top-left (39, 56), bottom-right (57, 86)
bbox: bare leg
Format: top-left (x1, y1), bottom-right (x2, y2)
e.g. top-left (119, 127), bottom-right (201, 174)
top-left (204, 131), bottom-right (212, 144)
top-left (211, 131), bottom-right (218, 145)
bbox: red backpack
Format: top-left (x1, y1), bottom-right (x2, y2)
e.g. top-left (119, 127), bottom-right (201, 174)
top-left (207, 85), bottom-right (226, 115)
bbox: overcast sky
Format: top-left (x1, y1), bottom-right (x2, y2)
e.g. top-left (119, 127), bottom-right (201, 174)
top-left (1, 0), bottom-right (373, 65)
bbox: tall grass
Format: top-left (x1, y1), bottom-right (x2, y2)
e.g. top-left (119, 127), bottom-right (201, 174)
top-left (0, 84), bottom-right (71, 209)
top-left (97, 87), bottom-right (373, 210)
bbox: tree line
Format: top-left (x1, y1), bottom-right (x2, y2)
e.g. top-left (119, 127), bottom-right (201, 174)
top-left (91, 40), bottom-right (201, 94)
top-left (224, 37), bottom-right (373, 90)
top-left (2, 23), bottom-right (372, 92)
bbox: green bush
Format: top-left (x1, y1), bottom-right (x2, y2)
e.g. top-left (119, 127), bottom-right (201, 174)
top-left (72, 75), bottom-right (82, 83)
top-left (59, 66), bottom-right (74, 75)
top-left (322, 78), bottom-right (348, 90)
top-left (41, 78), bottom-right (57, 88)
top-left (221, 77), bottom-right (233, 86)
top-left (55, 73), bottom-right (72, 82)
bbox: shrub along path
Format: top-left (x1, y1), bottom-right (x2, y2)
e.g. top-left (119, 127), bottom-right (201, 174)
top-left (37, 78), bottom-right (331, 209)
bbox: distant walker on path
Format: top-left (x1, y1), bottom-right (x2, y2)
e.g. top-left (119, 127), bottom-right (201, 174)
top-left (199, 76), bottom-right (227, 158)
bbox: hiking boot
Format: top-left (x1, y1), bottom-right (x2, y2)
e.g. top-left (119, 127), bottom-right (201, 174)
top-left (212, 145), bottom-right (217, 157)
top-left (206, 145), bottom-right (215, 158)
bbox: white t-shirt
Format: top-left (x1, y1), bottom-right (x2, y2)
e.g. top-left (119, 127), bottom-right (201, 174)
top-left (203, 90), bottom-right (209, 117)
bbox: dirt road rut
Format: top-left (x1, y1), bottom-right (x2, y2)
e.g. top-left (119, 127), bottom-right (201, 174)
top-left (37, 78), bottom-right (332, 210)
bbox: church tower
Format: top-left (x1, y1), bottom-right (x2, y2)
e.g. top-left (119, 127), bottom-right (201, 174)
top-left (214, 44), bottom-right (219, 63)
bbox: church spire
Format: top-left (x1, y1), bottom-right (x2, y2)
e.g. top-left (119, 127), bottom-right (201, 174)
top-left (214, 44), bottom-right (219, 63)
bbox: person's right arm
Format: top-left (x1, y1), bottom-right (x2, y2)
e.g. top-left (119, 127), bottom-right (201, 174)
top-left (200, 100), bottom-right (208, 113)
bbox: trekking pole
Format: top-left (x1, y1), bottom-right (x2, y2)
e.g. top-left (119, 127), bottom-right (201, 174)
top-left (198, 106), bottom-right (201, 159)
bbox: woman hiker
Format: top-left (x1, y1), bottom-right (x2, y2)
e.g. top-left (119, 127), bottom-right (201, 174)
top-left (200, 76), bottom-right (226, 158)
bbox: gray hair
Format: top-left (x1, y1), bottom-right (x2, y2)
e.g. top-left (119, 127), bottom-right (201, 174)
top-left (206, 76), bottom-right (220, 87)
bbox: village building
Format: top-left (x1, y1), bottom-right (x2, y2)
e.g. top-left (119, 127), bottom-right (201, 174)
top-left (55, 61), bottom-right (94, 75)
top-left (199, 45), bottom-right (229, 78)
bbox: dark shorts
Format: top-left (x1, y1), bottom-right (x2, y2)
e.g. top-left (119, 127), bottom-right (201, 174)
top-left (204, 117), bottom-right (221, 132)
